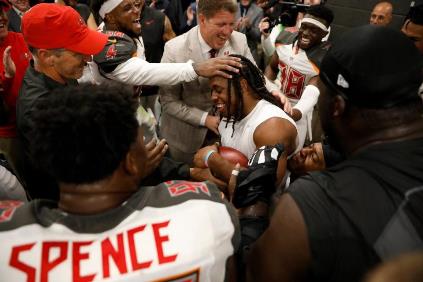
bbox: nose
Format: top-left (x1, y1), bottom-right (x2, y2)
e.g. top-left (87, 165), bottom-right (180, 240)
top-left (300, 147), bottom-right (312, 158)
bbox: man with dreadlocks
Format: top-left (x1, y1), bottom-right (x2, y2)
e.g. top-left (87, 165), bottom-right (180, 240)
top-left (193, 55), bottom-right (298, 189)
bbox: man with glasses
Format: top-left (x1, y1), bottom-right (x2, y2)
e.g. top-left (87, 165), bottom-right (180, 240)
top-left (16, 3), bottom-right (109, 201)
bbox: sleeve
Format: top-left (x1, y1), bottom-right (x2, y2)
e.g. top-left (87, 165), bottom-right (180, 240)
top-left (159, 41), bottom-right (208, 126)
top-left (293, 84), bottom-right (320, 116)
top-left (246, 8), bottom-right (263, 43)
top-left (94, 32), bottom-right (198, 86)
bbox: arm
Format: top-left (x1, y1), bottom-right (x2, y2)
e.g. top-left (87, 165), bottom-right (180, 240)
top-left (291, 76), bottom-right (320, 121)
top-left (246, 193), bottom-right (311, 281)
top-left (253, 117), bottom-right (297, 186)
top-left (246, 9), bottom-right (264, 44)
top-left (264, 51), bottom-right (280, 81)
top-left (159, 44), bottom-right (210, 127)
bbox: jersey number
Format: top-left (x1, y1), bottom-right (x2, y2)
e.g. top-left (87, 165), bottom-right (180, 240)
top-left (279, 61), bottom-right (306, 100)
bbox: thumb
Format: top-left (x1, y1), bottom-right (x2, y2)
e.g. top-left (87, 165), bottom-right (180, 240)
top-left (228, 163), bottom-right (240, 201)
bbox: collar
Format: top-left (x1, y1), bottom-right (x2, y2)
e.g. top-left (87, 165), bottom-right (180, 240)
top-left (12, 5), bottom-right (24, 17)
top-left (197, 28), bottom-right (217, 57)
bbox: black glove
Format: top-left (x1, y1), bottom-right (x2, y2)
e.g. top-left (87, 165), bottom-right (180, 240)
top-left (232, 144), bottom-right (284, 208)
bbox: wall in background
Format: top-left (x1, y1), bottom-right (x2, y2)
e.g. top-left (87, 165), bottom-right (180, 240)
top-left (326, 0), bottom-right (412, 41)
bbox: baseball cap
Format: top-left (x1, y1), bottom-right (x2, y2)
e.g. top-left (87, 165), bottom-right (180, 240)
top-left (21, 3), bottom-right (108, 55)
top-left (320, 25), bottom-right (423, 108)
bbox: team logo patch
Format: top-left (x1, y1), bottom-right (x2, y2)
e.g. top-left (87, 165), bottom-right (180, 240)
top-left (165, 181), bottom-right (210, 197)
top-left (105, 45), bottom-right (118, 60)
top-left (0, 200), bottom-right (23, 223)
top-left (105, 31), bottom-right (125, 38)
top-left (155, 268), bottom-right (200, 282)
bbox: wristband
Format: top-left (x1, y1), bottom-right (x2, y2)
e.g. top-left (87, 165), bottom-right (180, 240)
top-left (204, 150), bottom-right (216, 167)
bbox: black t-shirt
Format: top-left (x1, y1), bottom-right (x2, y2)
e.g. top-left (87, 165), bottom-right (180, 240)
top-left (288, 138), bottom-right (423, 282)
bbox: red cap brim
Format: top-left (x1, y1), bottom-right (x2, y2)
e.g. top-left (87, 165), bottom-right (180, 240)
top-left (66, 29), bottom-right (109, 56)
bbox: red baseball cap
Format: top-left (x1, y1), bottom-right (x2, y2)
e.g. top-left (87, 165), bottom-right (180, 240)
top-left (21, 3), bottom-right (108, 55)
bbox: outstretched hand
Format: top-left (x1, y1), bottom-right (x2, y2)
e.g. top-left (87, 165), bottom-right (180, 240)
top-left (142, 138), bottom-right (168, 179)
top-left (3, 46), bottom-right (16, 78)
top-left (193, 56), bottom-right (242, 79)
top-left (271, 90), bottom-right (292, 114)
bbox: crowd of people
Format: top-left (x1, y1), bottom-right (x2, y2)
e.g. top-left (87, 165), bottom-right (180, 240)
top-left (0, 0), bottom-right (422, 281)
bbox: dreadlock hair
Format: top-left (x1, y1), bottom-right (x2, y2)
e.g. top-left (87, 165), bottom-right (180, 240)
top-left (224, 54), bottom-right (283, 137)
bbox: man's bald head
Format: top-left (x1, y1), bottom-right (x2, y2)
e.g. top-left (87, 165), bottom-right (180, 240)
top-left (370, 1), bottom-right (393, 26)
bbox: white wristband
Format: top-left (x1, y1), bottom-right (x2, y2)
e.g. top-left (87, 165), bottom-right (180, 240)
top-left (293, 84), bottom-right (320, 115)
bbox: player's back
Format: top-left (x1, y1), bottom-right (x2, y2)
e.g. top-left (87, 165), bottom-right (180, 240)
top-left (0, 181), bottom-right (239, 281)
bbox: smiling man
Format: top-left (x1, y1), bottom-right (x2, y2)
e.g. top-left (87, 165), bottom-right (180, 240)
top-left (90, 0), bottom-right (241, 88)
top-left (159, 0), bottom-right (259, 165)
top-left (16, 3), bottom-right (109, 200)
top-left (265, 5), bottom-right (334, 149)
top-left (193, 55), bottom-right (298, 191)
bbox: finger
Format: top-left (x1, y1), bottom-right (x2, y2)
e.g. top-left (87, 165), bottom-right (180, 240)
top-left (4, 46), bottom-right (11, 56)
top-left (228, 163), bottom-right (240, 200)
top-left (150, 144), bottom-right (168, 164)
top-left (145, 139), bottom-right (157, 150)
top-left (215, 70), bottom-right (232, 79)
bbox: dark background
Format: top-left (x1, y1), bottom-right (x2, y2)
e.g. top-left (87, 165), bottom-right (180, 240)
top-left (326, 0), bottom-right (413, 40)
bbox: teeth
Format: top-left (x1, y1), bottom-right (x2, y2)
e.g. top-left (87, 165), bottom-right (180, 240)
top-left (216, 104), bottom-right (224, 109)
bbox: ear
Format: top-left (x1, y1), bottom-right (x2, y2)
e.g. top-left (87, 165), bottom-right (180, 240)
top-left (239, 78), bottom-right (249, 95)
top-left (37, 49), bottom-right (55, 67)
top-left (332, 95), bottom-right (346, 118)
top-left (105, 13), bottom-right (115, 24)
top-left (198, 13), bottom-right (206, 25)
top-left (123, 149), bottom-right (140, 176)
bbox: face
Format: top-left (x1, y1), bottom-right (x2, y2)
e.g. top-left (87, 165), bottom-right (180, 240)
top-left (288, 142), bottom-right (325, 175)
top-left (210, 76), bottom-right (238, 118)
top-left (297, 15), bottom-right (328, 50)
top-left (369, 3), bottom-right (392, 26)
top-left (51, 49), bottom-right (91, 81)
top-left (0, 9), bottom-right (8, 41)
top-left (199, 10), bottom-right (235, 50)
top-left (108, 0), bottom-right (141, 37)
top-left (402, 20), bottom-right (423, 55)
top-left (8, 0), bottom-right (29, 12)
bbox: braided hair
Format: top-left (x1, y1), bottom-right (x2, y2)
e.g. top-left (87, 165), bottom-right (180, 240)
top-left (224, 54), bottom-right (282, 137)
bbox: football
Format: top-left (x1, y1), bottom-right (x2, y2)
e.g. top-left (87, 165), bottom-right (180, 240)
top-left (218, 146), bottom-right (249, 167)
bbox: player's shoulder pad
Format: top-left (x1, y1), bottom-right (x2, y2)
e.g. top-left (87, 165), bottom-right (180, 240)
top-left (145, 180), bottom-right (225, 208)
top-left (275, 30), bottom-right (297, 46)
top-left (306, 40), bottom-right (331, 68)
top-left (93, 31), bottom-right (137, 74)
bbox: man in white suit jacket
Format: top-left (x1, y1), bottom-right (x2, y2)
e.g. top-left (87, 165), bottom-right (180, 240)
top-left (159, 0), bottom-right (257, 164)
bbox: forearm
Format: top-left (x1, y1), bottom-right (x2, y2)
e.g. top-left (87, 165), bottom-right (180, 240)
top-left (293, 84), bottom-right (320, 116)
top-left (207, 152), bottom-right (236, 182)
top-left (110, 57), bottom-right (198, 86)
